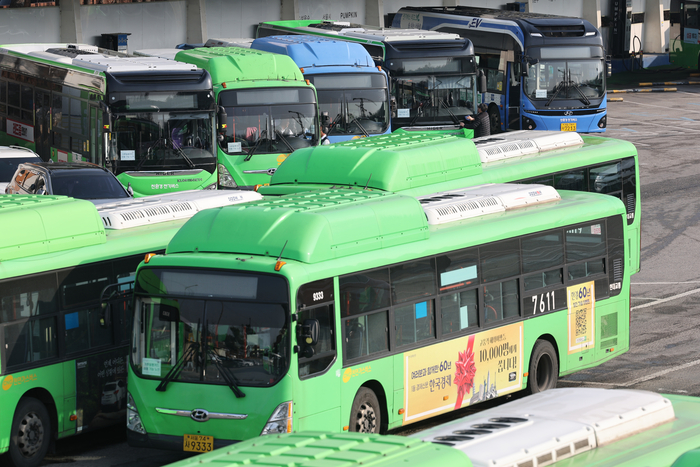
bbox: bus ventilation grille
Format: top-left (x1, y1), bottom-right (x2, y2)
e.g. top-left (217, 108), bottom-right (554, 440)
top-left (100, 201), bottom-right (197, 229)
top-left (613, 258), bottom-right (623, 283)
top-left (475, 130), bottom-right (584, 163)
top-left (533, 25), bottom-right (586, 37)
top-left (419, 183), bottom-right (559, 225)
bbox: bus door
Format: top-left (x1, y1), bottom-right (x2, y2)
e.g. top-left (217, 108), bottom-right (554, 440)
top-left (507, 61), bottom-right (521, 130)
top-left (90, 104), bottom-right (103, 167)
top-left (294, 279), bottom-right (340, 431)
top-left (34, 90), bottom-right (51, 159)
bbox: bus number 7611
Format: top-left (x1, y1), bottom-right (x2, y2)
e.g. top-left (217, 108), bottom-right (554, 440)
top-left (531, 292), bottom-right (556, 315)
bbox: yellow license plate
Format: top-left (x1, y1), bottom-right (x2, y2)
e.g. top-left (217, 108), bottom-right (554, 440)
top-left (183, 434), bottom-right (214, 453)
top-left (560, 123), bottom-right (577, 131)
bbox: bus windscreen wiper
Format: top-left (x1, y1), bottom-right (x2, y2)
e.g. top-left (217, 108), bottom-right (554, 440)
top-left (439, 99), bottom-right (460, 125)
top-left (274, 130), bottom-right (296, 153)
top-left (349, 114), bottom-right (369, 137)
top-left (244, 129), bottom-right (268, 162)
top-left (206, 346), bottom-right (246, 398)
top-left (326, 113), bottom-right (342, 137)
top-left (155, 341), bottom-right (199, 392)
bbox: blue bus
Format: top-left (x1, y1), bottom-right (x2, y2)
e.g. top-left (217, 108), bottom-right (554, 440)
top-left (257, 21), bottom-right (478, 132)
top-left (249, 35), bottom-right (391, 143)
top-left (392, 7), bottom-right (608, 134)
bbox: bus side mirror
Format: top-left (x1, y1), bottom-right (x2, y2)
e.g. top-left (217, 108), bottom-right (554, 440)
top-left (100, 302), bottom-right (112, 328)
top-left (299, 319), bottom-right (320, 346)
top-left (321, 111), bottom-right (331, 127)
top-left (103, 110), bottom-right (112, 133)
top-left (217, 106), bottom-right (228, 131)
top-left (477, 70), bottom-right (487, 93)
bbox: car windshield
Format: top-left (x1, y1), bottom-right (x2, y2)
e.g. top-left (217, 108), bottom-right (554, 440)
top-left (104, 383), bottom-right (117, 391)
top-left (108, 112), bottom-right (216, 173)
top-left (131, 268), bottom-right (290, 388)
top-left (50, 170), bottom-right (130, 200)
top-left (0, 156), bottom-right (40, 181)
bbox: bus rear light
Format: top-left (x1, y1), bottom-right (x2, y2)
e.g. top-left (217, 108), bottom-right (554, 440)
top-left (261, 401), bottom-right (293, 435)
top-left (70, 415), bottom-right (77, 421)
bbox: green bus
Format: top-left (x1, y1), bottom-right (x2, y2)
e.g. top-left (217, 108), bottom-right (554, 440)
top-left (670, 1), bottom-right (700, 70)
top-left (0, 43), bottom-right (220, 197)
top-left (259, 129), bottom-right (640, 276)
top-left (126, 182), bottom-right (632, 453)
top-left (172, 47), bottom-right (320, 190)
top-left (165, 388), bottom-right (700, 467)
top-left (0, 189), bottom-right (261, 467)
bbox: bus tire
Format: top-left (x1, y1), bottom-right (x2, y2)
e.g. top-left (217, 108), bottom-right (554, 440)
top-left (8, 397), bottom-right (51, 467)
top-left (527, 340), bottom-right (558, 394)
top-left (488, 105), bottom-right (501, 134)
top-left (349, 387), bottom-right (381, 433)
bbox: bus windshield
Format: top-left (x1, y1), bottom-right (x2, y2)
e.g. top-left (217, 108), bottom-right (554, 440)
top-left (132, 269), bottom-right (290, 387)
top-left (310, 73), bottom-right (389, 136)
top-left (524, 55), bottom-right (605, 103)
top-left (391, 58), bottom-right (477, 124)
top-left (219, 87), bottom-right (318, 156)
top-left (109, 111), bottom-right (216, 172)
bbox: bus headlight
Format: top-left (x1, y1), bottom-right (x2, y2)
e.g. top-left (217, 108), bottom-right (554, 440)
top-left (260, 401), bottom-right (292, 435)
top-left (204, 183), bottom-right (217, 190)
top-left (126, 392), bottom-right (146, 434)
top-left (218, 163), bottom-right (238, 188)
top-left (598, 115), bottom-right (607, 128)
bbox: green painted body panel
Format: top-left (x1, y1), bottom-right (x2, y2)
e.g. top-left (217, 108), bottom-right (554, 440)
top-left (0, 195), bottom-right (105, 261)
top-left (165, 431), bottom-right (471, 467)
top-left (175, 47), bottom-right (305, 84)
top-left (166, 190), bottom-right (430, 263)
top-left (117, 170), bottom-right (218, 197)
top-left (136, 189), bottom-right (629, 443)
top-left (0, 363), bottom-right (68, 453)
top-left (670, 39), bottom-right (700, 69)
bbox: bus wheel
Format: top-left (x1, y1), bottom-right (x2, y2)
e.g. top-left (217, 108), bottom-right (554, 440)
top-left (8, 397), bottom-right (51, 467)
top-left (488, 105), bottom-right (501, 134)
top-left (527, 340), bottom-right (559, 394)
top-left (349, 388), bottom-right (381, 433)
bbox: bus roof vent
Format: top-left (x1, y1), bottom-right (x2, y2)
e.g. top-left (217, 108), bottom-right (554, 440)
top-left (97, 190), bottom-right (262, 230)
top-left (474, 130), bottom-right (584, 163)
top-left (420, 183), bottom-right (559, 225)
top-left (414, 388), bottom-right (675, 467)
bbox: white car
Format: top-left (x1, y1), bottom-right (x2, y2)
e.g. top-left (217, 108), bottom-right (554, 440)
top-left (0, 146), bottom-right (41, 193)
top-left (100, 379), bottom-right (127, 411)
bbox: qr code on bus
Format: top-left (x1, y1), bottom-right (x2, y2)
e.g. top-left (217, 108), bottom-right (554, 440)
top-left (576, 309), bottom-right (587, 336)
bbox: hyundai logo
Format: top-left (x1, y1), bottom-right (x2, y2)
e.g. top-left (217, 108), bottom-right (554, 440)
top-left (564, 111), bottom-right (574, 116)
top-left (190, 409), bottom-right (209, 422)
